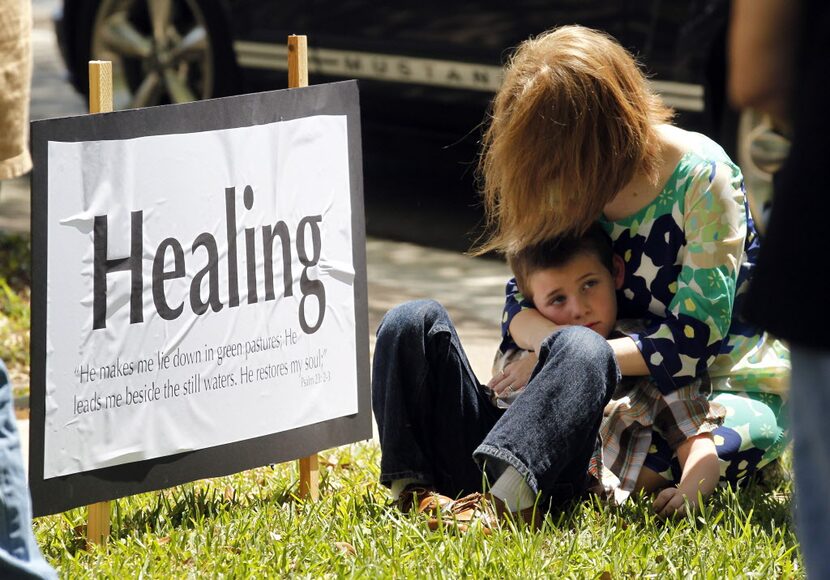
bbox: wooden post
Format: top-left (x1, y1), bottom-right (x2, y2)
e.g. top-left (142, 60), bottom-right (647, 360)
top-left (87, 501), bottom-right (111, 548)
top-left (286, 35), bottom-right (320, 501)
top-left (89, 61), bottom-right (113, 114)
top-left (287, 35), bottom-right (309, 90)
top-left (85, 60), bottom-right (113, 547)
top-left (299, 454), bottom-right (320, 500)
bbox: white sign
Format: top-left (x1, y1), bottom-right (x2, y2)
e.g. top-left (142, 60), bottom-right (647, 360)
top-left (44, 115), bottom-right (357, 479)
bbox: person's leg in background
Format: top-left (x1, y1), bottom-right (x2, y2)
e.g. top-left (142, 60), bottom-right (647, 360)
top-left (0, 360), bottom-right (56, 579)
top-left (0, 0), bottom-right (33, 182)
top-left (790, 347), bottom-right (830, 578)
top-left (0, 2), bottom-right (54, 574)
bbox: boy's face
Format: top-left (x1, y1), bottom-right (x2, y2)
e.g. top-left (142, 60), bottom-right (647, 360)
top-left (527, 252), bottom-right (624, 339)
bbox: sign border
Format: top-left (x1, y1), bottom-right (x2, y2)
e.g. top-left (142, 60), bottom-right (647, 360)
top-left (29, 81), bottom-right (371, 517)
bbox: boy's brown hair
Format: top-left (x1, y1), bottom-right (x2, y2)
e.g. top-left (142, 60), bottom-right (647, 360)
top-left (474, 25), bottom-right (673, 255)
top-left (508, 224), bottom-right (615, 300)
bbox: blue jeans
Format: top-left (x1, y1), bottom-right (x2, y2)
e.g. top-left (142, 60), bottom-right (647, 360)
top-left (791, 346), bottom-right (830, 579)
top-left (372, 300), bottom-right (619, 506)
top-left (0, 361), bottom-right (56, 579)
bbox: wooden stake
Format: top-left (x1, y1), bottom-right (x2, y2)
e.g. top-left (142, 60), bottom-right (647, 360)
top-left (287, 35), bottom-right (319, 500)
top-left (88, 61), bottom-right (114, 114)
top-left (299, 454), bottom-right (320, 500)
top-left (86, 60), bottom-right (114, 546)
top-left (87, 501), bottom-right (111, 548)
top-left (288, 35), bottom-right (309, 89)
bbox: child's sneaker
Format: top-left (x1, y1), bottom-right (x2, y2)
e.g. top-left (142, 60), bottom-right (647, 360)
top-left (419, 492), bottom-right (498, 534)
top-left (394, 485), bottom-right (440, 512)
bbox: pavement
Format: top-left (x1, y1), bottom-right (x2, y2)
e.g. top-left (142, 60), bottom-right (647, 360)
top-left (1, 4), bottom-right (511, 471)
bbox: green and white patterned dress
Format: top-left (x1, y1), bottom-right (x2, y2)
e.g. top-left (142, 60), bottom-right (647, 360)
top-left (501, 131), bottom-right (790, 484)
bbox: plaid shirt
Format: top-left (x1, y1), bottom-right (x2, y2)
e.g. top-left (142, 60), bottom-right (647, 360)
top-left (588, 375), bottom-right (725, 504)
top-left (491, 322), bottom-right (725, 504)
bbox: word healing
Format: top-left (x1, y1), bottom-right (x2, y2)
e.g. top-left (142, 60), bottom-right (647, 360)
top-left (92, 185), bottom-right (326, 334)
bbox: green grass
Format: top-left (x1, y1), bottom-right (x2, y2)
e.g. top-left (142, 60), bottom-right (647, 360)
top-left (35, 443), bottom-right (802, 579)
top-left (3, 232), bottom-right (800, 577)
top-left (0, 232), bottom-right (31, 395)
top-left (0, 276), bottom-right (29, 368)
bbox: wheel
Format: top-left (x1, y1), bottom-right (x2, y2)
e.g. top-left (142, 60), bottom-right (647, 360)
top-left (73, 0), bottom-right (238, 109)
top-left (735, 109), bottom-right (790, 235)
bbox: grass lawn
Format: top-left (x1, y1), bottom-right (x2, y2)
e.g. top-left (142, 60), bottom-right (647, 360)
top-left (35, 443), bottom-right (801, 578)
top-left (0, 233), bottom-right (31, 397)
top-left (2, 231), bottom-right (800, 577)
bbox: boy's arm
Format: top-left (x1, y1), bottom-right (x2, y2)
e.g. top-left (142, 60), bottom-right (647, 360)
top-left (652, 433), bottom-right (719, 517)
top-left (508, 308), bottom-right (559, 352)
top-left (509, 309), bottom-right (649, 376)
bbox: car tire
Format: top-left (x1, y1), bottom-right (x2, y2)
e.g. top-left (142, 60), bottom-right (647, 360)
top-left (68, 0), bottom-right (238, 109)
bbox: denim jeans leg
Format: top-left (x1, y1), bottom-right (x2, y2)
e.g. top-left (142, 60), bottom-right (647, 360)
top-left (474, 326), bottom-right (619, 505)
top-left (0, 361), bottom-right (57, 579)
top-left (372, 300), bottom-right (502, 497)
top-left (790, 346), bottom-right (830, 579)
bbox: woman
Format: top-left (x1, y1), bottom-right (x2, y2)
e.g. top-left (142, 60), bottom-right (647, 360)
top-left (372, 25), bottom-right (789, 522)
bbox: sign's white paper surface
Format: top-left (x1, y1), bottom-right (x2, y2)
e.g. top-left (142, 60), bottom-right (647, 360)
top-left (44, 116), bottom-right (357, 478)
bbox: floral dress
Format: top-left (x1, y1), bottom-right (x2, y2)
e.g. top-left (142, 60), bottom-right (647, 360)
top-left (501, 132), bottom-right (790, 484)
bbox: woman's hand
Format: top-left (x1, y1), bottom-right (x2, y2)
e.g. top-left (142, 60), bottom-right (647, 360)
top-left (488, 352), bottom-right (538, 397)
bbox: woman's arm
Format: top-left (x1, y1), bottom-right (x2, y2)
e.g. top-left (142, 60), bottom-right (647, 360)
top-left (729, 0), bottom-right (797, 125)
top-left (618, 161), bottom-right (744, 395)
top-left (607, 336), bottom-right (649, 376)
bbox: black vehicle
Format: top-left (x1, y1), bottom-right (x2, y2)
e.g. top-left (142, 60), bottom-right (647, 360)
top-left (56, 0), bottom-right (763, 247)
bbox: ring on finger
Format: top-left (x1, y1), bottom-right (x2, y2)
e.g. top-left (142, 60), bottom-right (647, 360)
top-left (506, 384), bottom-right (515, 394)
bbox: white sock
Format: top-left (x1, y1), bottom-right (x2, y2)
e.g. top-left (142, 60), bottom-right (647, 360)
top-left (490, 466), bottom-right (536, 512)
top-left (389, 477), bottom-right (429, 500)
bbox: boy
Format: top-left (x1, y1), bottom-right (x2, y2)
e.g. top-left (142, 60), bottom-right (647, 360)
top-left (490, 225), bottom-right (724, 516)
